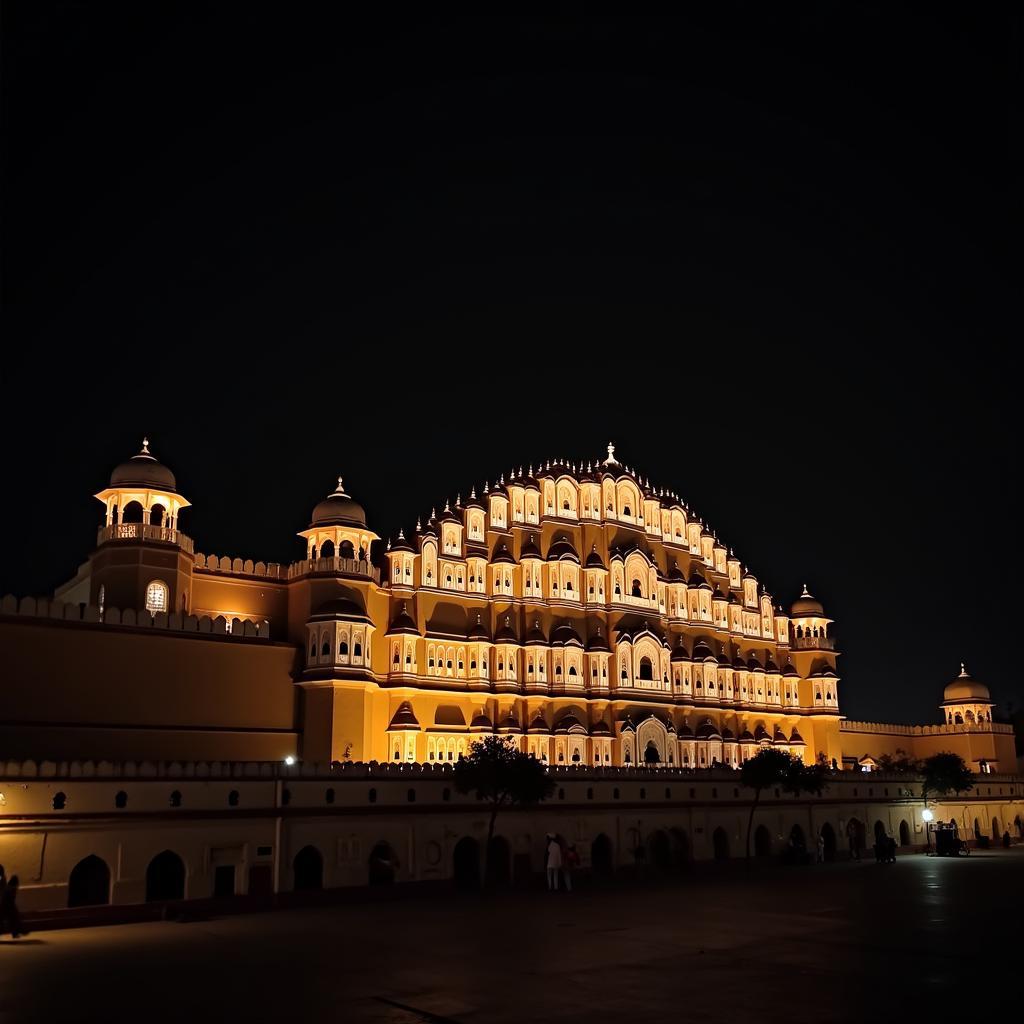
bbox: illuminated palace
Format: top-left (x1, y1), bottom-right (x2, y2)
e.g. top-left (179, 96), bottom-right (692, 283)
top-left (0, 441), bottom-right (1014, 774)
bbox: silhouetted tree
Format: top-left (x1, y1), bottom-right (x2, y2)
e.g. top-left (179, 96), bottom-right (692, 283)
top-left (740, 749), bottom-right (827, 861)
top-left (876, 748), bottom-right (920, 773)
top-left (454, 736), bottom-right (555, 886)
top-left (921, 752), bottom-right (974, 801)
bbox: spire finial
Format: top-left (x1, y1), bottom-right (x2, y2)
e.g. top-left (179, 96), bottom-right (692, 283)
top-left (801, 583), bottom-right (811, 596)
top-left (141, 437), bottom-right (151, 455)
top-left (604, 441), bottom-right (617, 465)
top-left (959, 662), bottom-right (969, 678)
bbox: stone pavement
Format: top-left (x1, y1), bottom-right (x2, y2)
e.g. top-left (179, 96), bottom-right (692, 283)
top-left (1, 849), bottom-right (1020, 1023)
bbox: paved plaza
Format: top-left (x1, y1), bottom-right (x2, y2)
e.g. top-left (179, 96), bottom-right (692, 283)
top-left (1, 849), bottom-right (1020, 1023)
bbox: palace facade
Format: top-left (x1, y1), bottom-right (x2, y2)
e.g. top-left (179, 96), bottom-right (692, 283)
top-left (0, 441), bottom-right (1015, 774)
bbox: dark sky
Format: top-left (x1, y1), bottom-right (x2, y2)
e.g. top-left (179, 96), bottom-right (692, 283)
top-left (2, 7), bottom-right (1019, 723)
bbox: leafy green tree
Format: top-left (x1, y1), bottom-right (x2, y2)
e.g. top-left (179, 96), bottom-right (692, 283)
top-left (740, 749), bottom-right (828, 861)
top-left (454, 736), bottom-right (555, 886)
top-left (921, 752), bottom-right (974, 801)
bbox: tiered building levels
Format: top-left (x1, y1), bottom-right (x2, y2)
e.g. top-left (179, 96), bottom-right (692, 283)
top-left (0, 441), bottom-right (1013, 774)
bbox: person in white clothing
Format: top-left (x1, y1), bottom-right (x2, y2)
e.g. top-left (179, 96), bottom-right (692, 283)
top-left (545, 834), bottom-right (562, 890)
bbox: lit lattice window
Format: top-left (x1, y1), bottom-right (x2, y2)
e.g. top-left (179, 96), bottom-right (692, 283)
top-left (145, 580), bottom-right (169, 614)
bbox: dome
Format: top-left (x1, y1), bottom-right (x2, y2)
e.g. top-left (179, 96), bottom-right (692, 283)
top-left (386, 603), bottom-right (418, 635)
top-left (467, 613), bottom-right (490, 641)
top-left (546, 538), bottom-right (579, 562)
top-left (790, 584), bottom-right (824, 617)
top-left (520, 534), bottom-right (542, 560)
top-left (550, 622), bottom-right (583, 647)
top-left (388, 702), bottom-right (419, 730)
top-left (109, 439), bottom-right (177, 491)
top-left (310, 478), bottom-right (366, 528)
top-left (942, 663), bottom-right (993, 705)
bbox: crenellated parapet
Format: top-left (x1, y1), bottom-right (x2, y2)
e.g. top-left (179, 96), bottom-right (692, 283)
top-left (0, 594), bottom-right (271, 640)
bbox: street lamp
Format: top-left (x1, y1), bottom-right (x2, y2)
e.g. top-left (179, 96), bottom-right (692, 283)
top-left (922, 807), bottom-right (934, 853)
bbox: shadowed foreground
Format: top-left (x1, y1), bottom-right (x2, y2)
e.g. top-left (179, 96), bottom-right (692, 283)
top-left (1, 849), bottom-right (1020, 1023)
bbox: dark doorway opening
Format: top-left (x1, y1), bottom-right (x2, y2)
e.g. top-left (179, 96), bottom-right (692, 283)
top-left (591, 833), bottom-right (614, 876)
top-left (368, 842), bottom-right (397, 885)
top-left (68, 855), bottom-right (110, 907)
top-left (453, 836), bottom-right (480, 889)
top-left (213, 864), bottom-right (235, 898)
top-left (712, 827), bottom-right (729, 861)
top-left (145, 850), bottom-right (185, 902)
top-left (293, 845), bottom-right (323, 891)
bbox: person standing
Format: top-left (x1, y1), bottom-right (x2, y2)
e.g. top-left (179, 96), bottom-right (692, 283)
top-left (0, 874), bottom-right (26, 939)
top-left (563, 843), bottom-right (580, 892)
top-left (545, 834), bottom-right (562, 891)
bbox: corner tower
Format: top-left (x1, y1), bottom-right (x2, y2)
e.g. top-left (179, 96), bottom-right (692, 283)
top-left (76, 440), bottom-right (194, 614)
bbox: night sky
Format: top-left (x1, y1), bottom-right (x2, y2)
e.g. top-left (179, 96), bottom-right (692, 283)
top-left (2, 8), bottom-right (1018, 724)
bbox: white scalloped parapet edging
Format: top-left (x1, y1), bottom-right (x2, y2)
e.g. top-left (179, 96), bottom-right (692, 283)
top-left (193, 553), bottom-right (286, 578)
top-left (0, 594), bottom-right (271, 640)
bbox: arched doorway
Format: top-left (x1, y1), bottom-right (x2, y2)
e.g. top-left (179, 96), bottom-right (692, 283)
top-left (453, 836), bottom-right (480, 889)
top-left (1016, 815), bottom-right (1023, 838)
top-left (899, 820), bottom-right (911, 847)
top-left (145, 850), bottom-right (185, 902)
top-left (648, 829), bottom-right (672, 871)
top-left (873, 820), bottom-right (887, 848)
top-left (293, 845), bottom-right (323, 891)
top-left (368, 842), bottom-right (397, 885)
top-left (670, 827), bottom-right (690, 868)
top-left (846, 818), bottom-right (866, 858)
top-left (820, 823), bottom-right (837, 862)
top-left (643, 740), bottom-right (660, 764)
top-left (68, 855), bottom-right (110, 907)
top-left (992, 817), bottom-right (1000, 841)
top-left (121, 500), bottom-right (144, 524)
top-left (712, 827), bottom-right (730, 861)
top-left (591, 833), bottom-right (614, 876)
top-left (754, 825), bottom-right (772, 858)
top-left (485, 836), bottom-right (511, 888)
top-left (149, 503), bottom-right (166, 526)
top-left (340, 540), bottom-right (355, 559)
top-left (319, 539), bottom-right (335, 559)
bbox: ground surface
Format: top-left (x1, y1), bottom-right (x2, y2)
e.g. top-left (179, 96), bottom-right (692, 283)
top-left (1, 848), bottom-right (1019, 1023)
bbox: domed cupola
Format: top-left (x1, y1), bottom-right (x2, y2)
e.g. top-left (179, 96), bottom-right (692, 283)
top-left (109, 438), bottom-right (179, 492)
top-left (788, 584), bottom-right (833, 650)
top-left (941, 663), bottom-right (995, 725)
top-left (299, 476), bottom-right (379, 568)
top-left (790, 584), bottom-right (824, 617)
top-left (95, 438), bottom-right (191, 540)
top-left (310, 477), bottom-right (366, 529)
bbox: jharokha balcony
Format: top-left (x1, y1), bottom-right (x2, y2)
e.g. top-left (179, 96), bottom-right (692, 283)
top-left (287, 555), bottom-right (381, 583)
top-left (791, 634), bottom-right (834, 651)
top-left (96, 522), bottom-right (194, 554)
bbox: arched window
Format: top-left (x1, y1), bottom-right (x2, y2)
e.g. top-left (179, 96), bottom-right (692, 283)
top-left (631, 579), bottom-right (642, 598)
top-left (638, 657), bottom-right (654, 681)
top-left (145, 580), bottom-right (169, 615)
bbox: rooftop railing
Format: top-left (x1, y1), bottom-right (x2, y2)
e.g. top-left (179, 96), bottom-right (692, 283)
top-left (287, 556), bottom-right (380, 583)
top-left (97, 522), bottom-right (194, 553)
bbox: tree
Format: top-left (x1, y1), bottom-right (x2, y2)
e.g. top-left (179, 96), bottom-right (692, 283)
top-left (740, 749), bottom-right (828, 861)
top-left (454, 736), bottom-right (555, 887)
top-left (921, 752), bottom-right (974, 801)
top-left (877, 748), bottom-right (920, 773)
